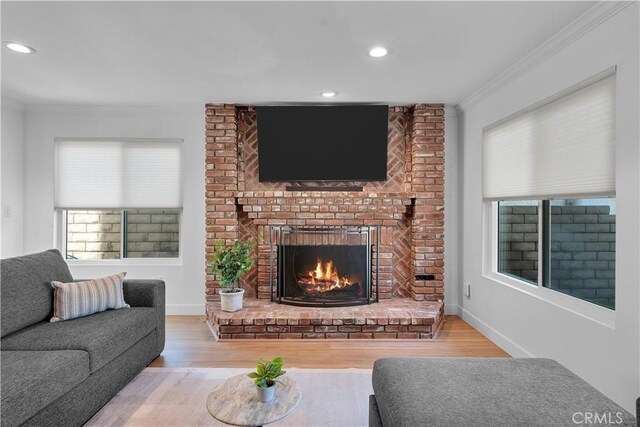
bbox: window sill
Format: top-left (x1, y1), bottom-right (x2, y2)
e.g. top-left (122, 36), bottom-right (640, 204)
top-left (65, 258), bottom-right (183, 267)
top-left (483, 271), bottom-right (615, 329)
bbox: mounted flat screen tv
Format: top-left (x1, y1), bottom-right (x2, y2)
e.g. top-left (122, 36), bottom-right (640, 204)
top-left (257, 105), bottom-right (388, 182)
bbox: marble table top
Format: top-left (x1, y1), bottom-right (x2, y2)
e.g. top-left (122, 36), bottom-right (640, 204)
top-left (207, 374), bottom-right (301, 426)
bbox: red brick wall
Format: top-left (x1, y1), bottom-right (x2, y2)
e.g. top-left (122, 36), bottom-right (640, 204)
top-left (205, 104), bottom-right (239, 301)
top-left (409, 105), bottom-right (445, 301)
top-left (204, 104), bottom-right (445, 302)
top-left (235, 192), bottom-right (412, 300)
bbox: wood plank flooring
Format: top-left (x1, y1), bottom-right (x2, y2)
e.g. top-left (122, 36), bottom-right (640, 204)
top-left (150, 315), bottom-right (509, 368)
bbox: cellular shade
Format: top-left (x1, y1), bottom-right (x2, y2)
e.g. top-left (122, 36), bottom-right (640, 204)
top-left (55, 139), bottom-right (183, 209)
top-left (483, 72), bottom-right (615, 201)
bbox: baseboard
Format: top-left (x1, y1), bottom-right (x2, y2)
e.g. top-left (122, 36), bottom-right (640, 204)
top-left (166, 304), bottom-right (205, 315)
top-left (460, 307), bottom-right (533, 358)
top-left (444, 304), bottom-right (461, 316)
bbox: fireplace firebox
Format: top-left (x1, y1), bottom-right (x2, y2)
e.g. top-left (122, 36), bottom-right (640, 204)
top-left (269, 226), bottom-right (379, 307)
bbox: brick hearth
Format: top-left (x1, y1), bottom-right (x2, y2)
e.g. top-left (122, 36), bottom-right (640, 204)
top-left (207, 299), bottom-right (444, 340)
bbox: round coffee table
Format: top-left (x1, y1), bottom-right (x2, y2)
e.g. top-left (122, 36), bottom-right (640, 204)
top-left (207, 374), bottom-right (301, 426)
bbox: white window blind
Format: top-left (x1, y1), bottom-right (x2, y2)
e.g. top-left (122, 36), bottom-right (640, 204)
top-left (483, 72), bottom-right (615, 201)
top-left (55, 139), bottom-right (183, 209)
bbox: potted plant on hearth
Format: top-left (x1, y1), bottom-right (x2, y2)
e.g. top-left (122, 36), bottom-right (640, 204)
top-left (248, 357), bottom-right (286, 403)
top-left (209, 240), bottom-right (254, 312)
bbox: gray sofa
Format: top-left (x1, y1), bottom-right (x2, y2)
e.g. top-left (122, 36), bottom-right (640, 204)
top-left (370, 357), bottom-right (637, 427)
top-left (1, 249), bottom-right (165, 427)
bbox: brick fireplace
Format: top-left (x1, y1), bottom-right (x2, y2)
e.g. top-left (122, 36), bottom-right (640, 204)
top-left (205, 104), bottom-right (445, 338)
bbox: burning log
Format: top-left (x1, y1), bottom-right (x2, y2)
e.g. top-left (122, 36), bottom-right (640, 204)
top-left (299, 280), bottom-right (361, 295)
top-left (297, 258), bottom-right (361, 295)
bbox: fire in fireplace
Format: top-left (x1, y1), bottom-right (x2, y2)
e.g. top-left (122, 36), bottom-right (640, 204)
top-left (284, 245), bottom-right (366, 301)
top-left (271, 226), bottom-right (378, 307)
top-left (299, 258), bottom-right (358, 294)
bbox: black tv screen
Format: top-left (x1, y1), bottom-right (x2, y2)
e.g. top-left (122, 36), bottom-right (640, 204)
top-left (257, 105), bottom-right (388, 182)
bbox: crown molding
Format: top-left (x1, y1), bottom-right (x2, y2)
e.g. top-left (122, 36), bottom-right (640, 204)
top-left (455, 1), bottom-right (634, 113)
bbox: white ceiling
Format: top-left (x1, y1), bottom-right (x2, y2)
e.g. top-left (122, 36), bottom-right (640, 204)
top-left (1, 1), bottom-right (596, 106)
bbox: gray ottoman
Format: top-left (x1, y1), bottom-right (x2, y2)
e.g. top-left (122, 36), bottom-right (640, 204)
top-left (370, 357), bottom-right (636, 427)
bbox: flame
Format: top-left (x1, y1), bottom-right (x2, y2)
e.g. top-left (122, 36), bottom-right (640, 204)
top-left (300, 258), bottom-right (352, 293)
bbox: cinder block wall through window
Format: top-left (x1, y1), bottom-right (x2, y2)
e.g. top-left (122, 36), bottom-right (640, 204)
top-left (499, 204), bottom-right (615, 309)
top-left (66, 210), bottom-right (179, 259)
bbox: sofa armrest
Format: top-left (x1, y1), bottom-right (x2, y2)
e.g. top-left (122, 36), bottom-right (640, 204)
top-left (369, 395), bottom-right (384, 427)
top-left (123, 280), bottom-right (164, 308)
top-left (123, 280), bottom-right (165, 356)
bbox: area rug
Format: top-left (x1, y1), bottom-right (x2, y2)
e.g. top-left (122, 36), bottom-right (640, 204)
top-left (86, 367), bottom-right (373, 426)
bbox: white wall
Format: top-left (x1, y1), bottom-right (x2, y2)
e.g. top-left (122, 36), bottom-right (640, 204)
top-left (458, 4), bottom-right (639, 412)
top-left (23, 106), bottom-right (206, 315)
top-left (1, 99), bottom-right (26, 258)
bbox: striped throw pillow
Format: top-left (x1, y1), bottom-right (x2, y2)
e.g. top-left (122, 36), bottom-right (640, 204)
top-left (50, 273), bottom-right (130, 322)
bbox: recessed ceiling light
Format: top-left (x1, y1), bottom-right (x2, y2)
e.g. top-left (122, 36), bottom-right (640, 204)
top-left (4, 42), bottom-right (36, 54)
top-left (368, 46), bottom-right (388, 58)
top-left (321, 91), bottom-right (337, 98)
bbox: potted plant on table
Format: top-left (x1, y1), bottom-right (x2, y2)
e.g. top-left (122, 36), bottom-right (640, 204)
top-left (248, 357), bottom-right (286, 403)
top-left (209, 240), bottom-right (254, 312)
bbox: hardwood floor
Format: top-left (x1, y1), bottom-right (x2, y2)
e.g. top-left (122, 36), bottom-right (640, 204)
top-left (150, 315), bottom-right (509, 368)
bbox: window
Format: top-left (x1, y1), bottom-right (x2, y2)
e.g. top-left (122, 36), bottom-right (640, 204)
top-left (65, 210), bottom-right (121, 259)
top-left (55, 139), bottom-right (183, 260)
top-left (64, 210), bottom-right (180, 260)
top-left (546, 199), bottom-right (615, 309)
top-left (485, 71), bottom-right (616, 311)
top-left (498, 200), bottom-right (538, 284)
top-left (496, 198), bottom-right (616, 310)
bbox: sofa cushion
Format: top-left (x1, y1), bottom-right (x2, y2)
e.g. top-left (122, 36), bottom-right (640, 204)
top-left (51, 272), bottom-right (129, 322)
top-left (1, 249), bottom-right (73, 337)
top-left (372, 357), bottom-right (636, 427)
top-left (1, 350), bottom-right (90, 426)
top-left (1, 307), bottom-right (157, 373)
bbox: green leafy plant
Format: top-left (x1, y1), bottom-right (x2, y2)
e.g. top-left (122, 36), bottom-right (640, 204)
top-left (209, 240), bottom-right (254, 292)
top-left (247, 357), bottom-right (286, 388)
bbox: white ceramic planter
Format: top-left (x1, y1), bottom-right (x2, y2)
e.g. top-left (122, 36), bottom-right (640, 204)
top-left (220, 288), bottom-right (244, 312)
top-left (256, 384), bottom-right (276, 403)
